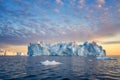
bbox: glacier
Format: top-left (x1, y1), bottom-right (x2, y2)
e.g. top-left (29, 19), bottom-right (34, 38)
top-left (27, 41), bottom-right (106, 57)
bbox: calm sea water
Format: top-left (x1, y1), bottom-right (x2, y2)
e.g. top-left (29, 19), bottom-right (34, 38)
top-left (0, 56), bottom-right (120, 80)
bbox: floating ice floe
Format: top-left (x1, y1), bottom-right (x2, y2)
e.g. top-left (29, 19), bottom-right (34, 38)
top-left (41, 60), bottom-right (62, 66)
top-left (96, 57), bottom-right (117, 60)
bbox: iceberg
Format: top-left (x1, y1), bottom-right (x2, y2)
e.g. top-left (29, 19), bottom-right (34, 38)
top-left (27, 41), bottom-right (106, 57)
top-left (40, 60), bottom-right (62, 66)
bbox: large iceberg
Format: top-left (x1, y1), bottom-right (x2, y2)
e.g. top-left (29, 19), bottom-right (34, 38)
top-left (27, 41), bottom-right (106, 57)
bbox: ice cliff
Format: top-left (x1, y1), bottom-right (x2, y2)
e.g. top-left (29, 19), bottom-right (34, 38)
top-left (27, 41), bottom-right (106, 57)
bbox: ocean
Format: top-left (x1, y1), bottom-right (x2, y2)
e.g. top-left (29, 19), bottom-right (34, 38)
top-left (0, 56), bottom-right (120, 80)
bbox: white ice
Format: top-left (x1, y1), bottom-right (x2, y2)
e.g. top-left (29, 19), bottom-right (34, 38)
top-left (96, 57), bottom-right (117, 60)
top-left (41, 60), bottom-right (62, 66)
top-left (28, 41), bottom-right (106, 57)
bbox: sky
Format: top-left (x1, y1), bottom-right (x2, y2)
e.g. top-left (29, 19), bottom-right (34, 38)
top-left (0, 0), bottom-right (120, 55)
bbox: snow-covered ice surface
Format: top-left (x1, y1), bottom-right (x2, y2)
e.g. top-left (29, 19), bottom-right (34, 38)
top-left (27, 41), bottom-right (106, 57)
top-left (41, 60), bottom-right (62, 66)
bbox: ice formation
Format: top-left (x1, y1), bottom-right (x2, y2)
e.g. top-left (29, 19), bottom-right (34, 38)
top-left (41, 60), bottom-right (62, 66)
top-left (96, 57), bottom-right (117, 60)
top-left (27, 41), bottom-right (106, 57)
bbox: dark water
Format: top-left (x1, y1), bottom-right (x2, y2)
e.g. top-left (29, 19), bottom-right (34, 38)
top-left (0, 56), bottom-right (120, 80)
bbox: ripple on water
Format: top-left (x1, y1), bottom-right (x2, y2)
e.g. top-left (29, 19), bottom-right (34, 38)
top-left (23, 74), bottom-right (37, 78)
top-left (61, 78), bottom-right (71, 80)
top-left (0, 56), bottom-right (120, 80)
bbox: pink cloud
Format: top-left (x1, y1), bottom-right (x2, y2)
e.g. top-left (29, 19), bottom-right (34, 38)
top-left (79, 0), bottom-right (85, 4)
top-left (54, 9), bottom-right (60, 13)
top-left (77, 5), bottom-right (83, 10)
top-left (96, 4), bottom-right (102, 9)
top-left (97, 0), bottom-right (105, 4)
top-left (56, 0), bottom-right (64, 5)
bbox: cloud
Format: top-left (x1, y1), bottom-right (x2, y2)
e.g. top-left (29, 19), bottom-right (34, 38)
top-left (77, 5), bottom-right (83, 10)
top-left (79, 0), bottom-right (85, 5)
top-left (0, 0), bottom-right (120, 45)
top-left (96, 4), bottom-right (102, 9)
top-left (70, 0), bottom-right (76, 6)
top-left (97, 0), bottom-right (105, 4)
top-left (56, 0), bottom-right (64, 5)
top-left (54, 9), bottom-right (60, 13)
top-left (101, 41), bottom-right (120, 44)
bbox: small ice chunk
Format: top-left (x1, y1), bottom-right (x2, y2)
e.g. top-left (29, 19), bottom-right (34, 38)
top-left (96, 57), bottom-right (117, 60)
top-left (41, 60), bottom-right (62, 66)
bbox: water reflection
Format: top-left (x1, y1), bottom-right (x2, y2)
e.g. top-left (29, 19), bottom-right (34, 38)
top-left (71, 57), bottom-right (99, 79)
top-left (0, 56), bottom-right (120, 80)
